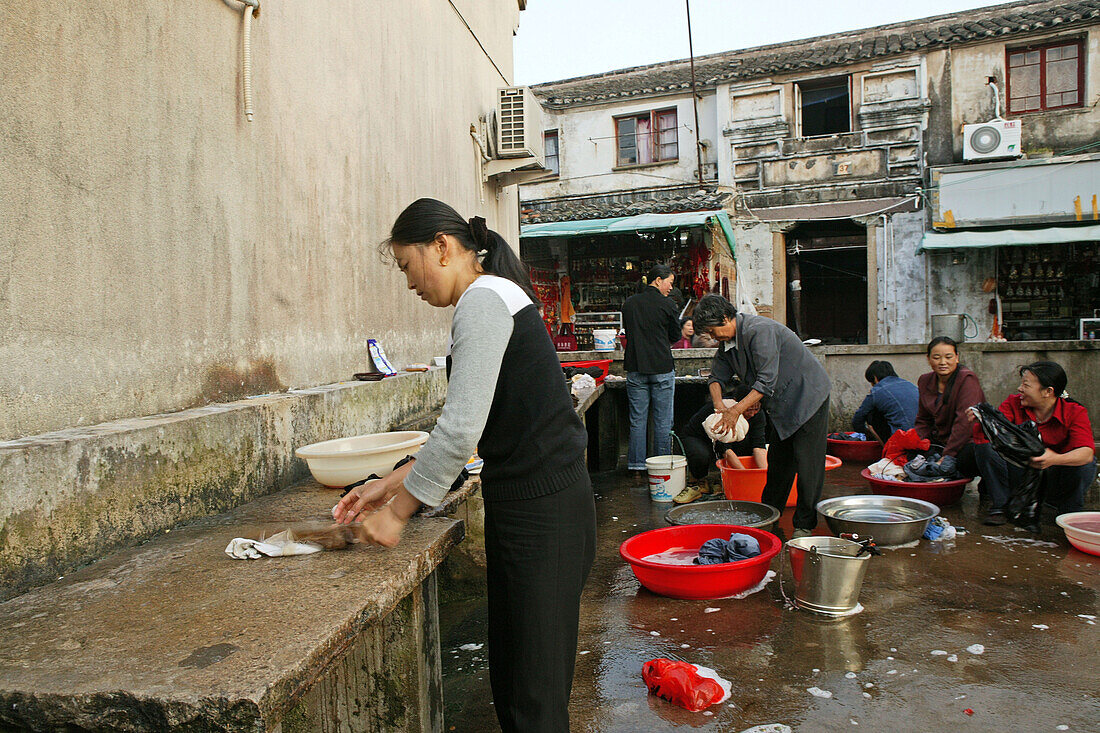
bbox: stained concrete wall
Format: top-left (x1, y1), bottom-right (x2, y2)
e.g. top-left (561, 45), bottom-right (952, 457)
top-left (0, 0), bottom-right (523, 441)
top-left (0, 369), bottom-right (448, 601)
top-left (878, 210), bottom-right (930, 345)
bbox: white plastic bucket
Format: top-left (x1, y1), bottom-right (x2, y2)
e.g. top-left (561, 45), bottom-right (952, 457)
top-left (646, 455), bottom-right (687, 502)
top-left (593, 329), bottom-right (618, 351)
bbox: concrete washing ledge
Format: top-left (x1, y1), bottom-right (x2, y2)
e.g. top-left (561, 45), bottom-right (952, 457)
top-left (0, 479), bottom-right (464, 732)
top-left (0, 370), bottom-right (448, 602)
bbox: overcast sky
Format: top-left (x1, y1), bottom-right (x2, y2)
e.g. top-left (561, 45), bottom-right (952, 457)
top-left (514, 0), bottom-right (1003, 85)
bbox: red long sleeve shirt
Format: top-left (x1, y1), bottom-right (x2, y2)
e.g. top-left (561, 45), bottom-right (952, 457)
top-left (973, 393), bottom-right (1096, 454)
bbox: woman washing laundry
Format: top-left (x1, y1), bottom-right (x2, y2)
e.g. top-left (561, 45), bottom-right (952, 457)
top-left (913, 336), bottom-right (984, 478)
top-left (968, 361), bottom-right (1096, 526)
top-left (333, 199), bottom-right (595, 733)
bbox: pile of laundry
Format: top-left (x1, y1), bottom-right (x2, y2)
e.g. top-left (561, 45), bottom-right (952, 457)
top-left (694, 532), bottom-right (761, 565)
top-left (828, 431), bottom-right (869, 441)
top-left (865, 428), bottom-right (964, 482)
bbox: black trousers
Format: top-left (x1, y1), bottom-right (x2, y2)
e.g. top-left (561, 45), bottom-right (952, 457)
top-left (762, 397), bottom-right (830, 530)
top-left (680, 402), bottom-right (755, 480)
top-left (484, 474), bottom-right (596, 733)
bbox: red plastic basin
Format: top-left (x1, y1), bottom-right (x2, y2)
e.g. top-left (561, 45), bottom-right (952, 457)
top-left (619, 524), bottom-right (781, 600)
top-left (717, 454), bottom-right (843, 507)
top-left (827, 438), bottom-right (884, 463)
top-left (859, 468), bottom-right (968, 506)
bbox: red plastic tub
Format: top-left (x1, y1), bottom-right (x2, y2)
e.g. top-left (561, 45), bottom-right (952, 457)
top-left (859, 468), bottom-right (968, 506)
top-left (827, 438), bottom-right (884, 463)
top-left (717, 455), bottom-right (843, 507)
top-left (561, 359), bottom-right (612, 384)
top-left (619, 524), bottom-right (781, 600)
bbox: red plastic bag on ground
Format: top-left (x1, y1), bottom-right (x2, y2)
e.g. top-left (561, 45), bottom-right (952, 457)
top-left (642, 658), bottom-right (730, 712)
top-left (883, 429), bottom-right (930, 465)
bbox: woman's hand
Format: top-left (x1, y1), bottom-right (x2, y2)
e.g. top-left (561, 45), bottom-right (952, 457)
top-left (333, 477), bottom-right (395, 524)
top-left (714, 404), bottom-right (743, 435)
top-left (352, 503), bottom-right (409, 548)
top-left (350, 487), bottom-right (422, 548)
top-left (965, 406), bottom-right (979, 423)
top-left (1029, 448), bottom-right (1060, 470)
top-left (333, 460), bottom-right (416, 524)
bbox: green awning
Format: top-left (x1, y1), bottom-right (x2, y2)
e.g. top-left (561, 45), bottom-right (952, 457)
top-left (521, 210), bottom-right (736, 259)
top-left (919, 224), bottom-right (1100, 253)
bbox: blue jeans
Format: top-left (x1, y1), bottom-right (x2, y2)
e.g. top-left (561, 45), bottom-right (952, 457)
top-left (626, 371), bottom-right (676, 470)
top-left (975, 442), bottom-right (1097, 514)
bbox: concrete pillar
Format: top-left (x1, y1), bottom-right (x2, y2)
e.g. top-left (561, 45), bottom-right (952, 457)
top-left (281, 573), bottom-right (444, 733)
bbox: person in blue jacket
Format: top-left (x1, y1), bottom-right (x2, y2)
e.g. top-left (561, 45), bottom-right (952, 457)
top-left (852, 360), bottom-right (919, 443)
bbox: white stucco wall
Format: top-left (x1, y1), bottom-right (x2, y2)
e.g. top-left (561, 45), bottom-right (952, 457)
top-left (731, 222), bottom-right (775, 314)
top-left (0, 0), bottom-right (524, 440)
top-left (525, 92), bottom-right (716, 199)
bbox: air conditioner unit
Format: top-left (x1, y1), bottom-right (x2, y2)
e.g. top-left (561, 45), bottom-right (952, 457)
top-left (963, 119), bottom-right (1022, 161)
top-left (496, 86), bottom-right (544, 165)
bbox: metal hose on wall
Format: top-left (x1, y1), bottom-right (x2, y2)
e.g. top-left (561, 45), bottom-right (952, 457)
top-left (236, 0), bottom-right (260, 122)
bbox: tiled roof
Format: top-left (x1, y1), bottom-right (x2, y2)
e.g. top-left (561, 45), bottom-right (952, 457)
top-left (533, 0), bottom-right (1100, 108)
top-left (521, 189), bottom-right (731, 224)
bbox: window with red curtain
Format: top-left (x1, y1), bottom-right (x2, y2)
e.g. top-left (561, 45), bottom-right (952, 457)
top-left (1007, 39), bottom-right (1084, 114)
top-left (615, 109), bottom-right (678, 166)
top-left (543, 130), bottom-right (559, 176)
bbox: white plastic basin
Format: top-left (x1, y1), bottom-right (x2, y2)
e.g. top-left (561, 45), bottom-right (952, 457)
top-left (1056, 511), bottom-right (1100, 557)
top-left (295, 431), bottom-right (429, 487)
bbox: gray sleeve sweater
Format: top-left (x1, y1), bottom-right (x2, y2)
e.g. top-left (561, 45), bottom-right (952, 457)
top-left (403, 287), bottom-right (513, 507)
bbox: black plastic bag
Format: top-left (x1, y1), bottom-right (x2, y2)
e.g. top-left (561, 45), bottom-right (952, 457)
top-left (971, 403), bottom-right (1046, 531)
top-left (970, 403), bottom-right (1045, 467)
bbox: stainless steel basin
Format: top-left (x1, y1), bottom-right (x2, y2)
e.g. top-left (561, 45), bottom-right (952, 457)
top-left (664, 499), bottom-right (781, 531)
top-left (816, 495), bottom-right (940, 547)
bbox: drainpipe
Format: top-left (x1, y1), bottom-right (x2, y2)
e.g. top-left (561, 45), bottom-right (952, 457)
top-left (233, 0), bottom-right (260, 122)
top-left (986, 76), bottom-right (1004, 121)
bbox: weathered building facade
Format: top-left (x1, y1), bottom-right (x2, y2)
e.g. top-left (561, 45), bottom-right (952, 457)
top-left (522, 0), bottom-right (1100, 346)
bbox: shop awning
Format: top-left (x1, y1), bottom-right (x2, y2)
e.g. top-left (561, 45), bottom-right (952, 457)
top-left (521, 210), bottom-right (736, 258)
top-left (919, 224), bottom-right (1100, 253)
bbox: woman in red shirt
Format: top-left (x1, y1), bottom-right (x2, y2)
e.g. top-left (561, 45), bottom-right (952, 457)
top-left (914, 337), bottom-right (985, 477)
top-left (972, 361), bottom-right (1096, 526)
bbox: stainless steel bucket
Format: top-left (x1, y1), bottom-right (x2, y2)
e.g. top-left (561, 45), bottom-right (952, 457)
top-left (786, 536), bottom-right (870, 616)
top-left (930, 313), bottom-right (978, 343)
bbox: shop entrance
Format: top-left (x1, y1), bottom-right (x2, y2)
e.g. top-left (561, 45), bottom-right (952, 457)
top-left (786, 221), bottom-right (867, 344)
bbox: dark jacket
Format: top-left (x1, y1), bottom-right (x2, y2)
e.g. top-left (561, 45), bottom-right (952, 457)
top-left (852, 376), bottom-right (919, 436)
top-left (707, 313), bottom-right (831, 441)
top-left (621, 286), bottom-right (681, 374)
top-left (914, 366), bottom-right (985, 457)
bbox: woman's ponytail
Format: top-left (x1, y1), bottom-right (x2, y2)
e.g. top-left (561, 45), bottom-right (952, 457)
top-left (481, 228), bottom-right (537, 302)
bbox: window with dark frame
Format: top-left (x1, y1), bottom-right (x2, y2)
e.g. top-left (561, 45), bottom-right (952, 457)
top-left (797, 77), bottom-right (851, 137)
top-left (543, 130), bottom-right (559, 176)
top-left (1007, 39), bottom-right (1084, 114)
top-left (615, 108), bottom-right (678, 167)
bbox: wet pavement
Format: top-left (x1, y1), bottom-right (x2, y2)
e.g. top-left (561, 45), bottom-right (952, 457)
top-left (440, 463), bottom-right (1100, 731)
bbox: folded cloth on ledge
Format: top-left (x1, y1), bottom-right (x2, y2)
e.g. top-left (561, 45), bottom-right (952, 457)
top-left (695, 532), bottom-right (761, 565)
top-left (226, 531), bottom-right (323, 560)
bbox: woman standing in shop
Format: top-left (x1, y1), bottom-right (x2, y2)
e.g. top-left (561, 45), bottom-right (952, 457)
top-left (334, 198), bottom-right (595, 733)
top-left (621, 264), bottom-right (683, 474)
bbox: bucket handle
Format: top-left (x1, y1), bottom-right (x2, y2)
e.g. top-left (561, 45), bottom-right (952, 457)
top-left (963, 313), bottom-right (979, 339)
